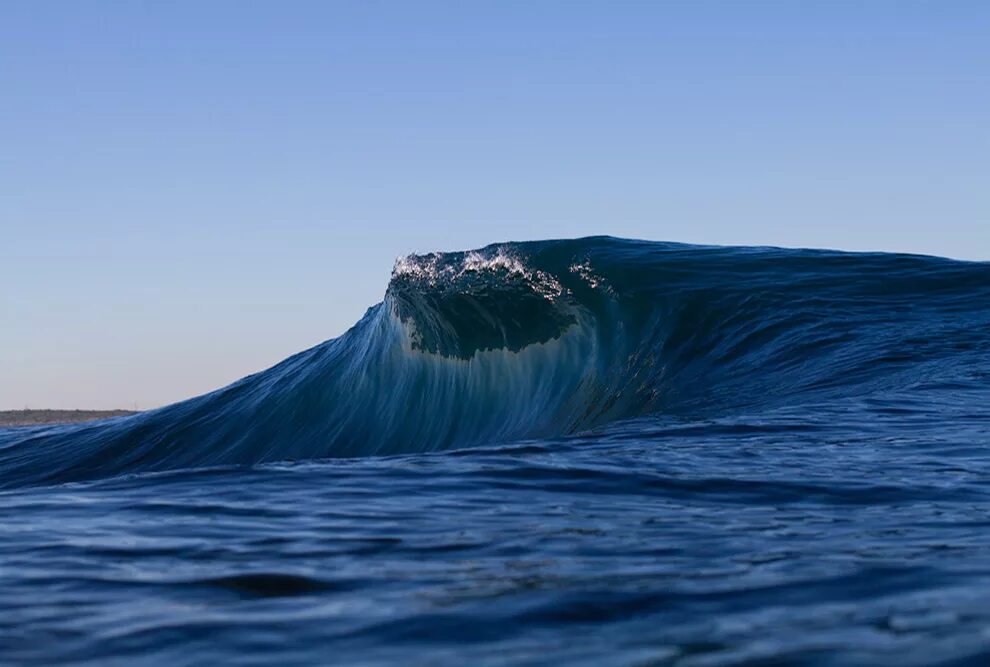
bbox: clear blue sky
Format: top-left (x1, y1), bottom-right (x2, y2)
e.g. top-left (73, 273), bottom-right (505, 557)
top-left (2, 1), bottom-right (988, 410)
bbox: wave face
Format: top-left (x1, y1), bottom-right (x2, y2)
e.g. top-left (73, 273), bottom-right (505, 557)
top-left (1, 237), bottom-right (988, 488)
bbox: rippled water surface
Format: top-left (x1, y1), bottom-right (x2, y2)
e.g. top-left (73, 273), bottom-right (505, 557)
top-left (5, 395), bottom-right (990, 665)
top-left (2, 238), bottom-right (989, 664)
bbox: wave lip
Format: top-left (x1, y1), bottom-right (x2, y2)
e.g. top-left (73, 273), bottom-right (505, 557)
top-left (388, 246), bottom-right (579, 358)
top-left (1, 236), bottom-right (988, 488)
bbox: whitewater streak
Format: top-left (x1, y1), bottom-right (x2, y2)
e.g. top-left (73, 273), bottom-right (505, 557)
top-left (1, 236), bottom-right (987, 488)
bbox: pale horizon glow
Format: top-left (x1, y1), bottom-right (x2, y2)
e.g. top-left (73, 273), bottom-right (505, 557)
top-left (1, 1), bottom-right (988, 410)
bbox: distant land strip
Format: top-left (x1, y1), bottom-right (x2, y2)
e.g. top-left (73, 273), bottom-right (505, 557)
top-left (0, 410), bottom-right (137, 427)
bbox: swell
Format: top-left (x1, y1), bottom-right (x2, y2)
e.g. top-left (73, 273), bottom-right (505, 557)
top-left (1, 237), bottom-right (988, 488)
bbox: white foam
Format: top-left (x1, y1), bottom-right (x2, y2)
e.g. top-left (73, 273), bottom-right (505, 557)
top-left (392, 248), bottom-right (565, 300)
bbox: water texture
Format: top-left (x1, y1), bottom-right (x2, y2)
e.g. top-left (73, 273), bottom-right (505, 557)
top-left (2, 237), bottom-right (989, 665)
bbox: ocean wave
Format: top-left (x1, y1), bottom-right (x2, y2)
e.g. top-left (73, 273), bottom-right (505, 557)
top-left (1, 237), bottom-right (987, 488)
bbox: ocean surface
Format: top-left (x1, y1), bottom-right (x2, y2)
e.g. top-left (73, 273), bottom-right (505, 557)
top-left (2, 237), bottom-right (989, 665)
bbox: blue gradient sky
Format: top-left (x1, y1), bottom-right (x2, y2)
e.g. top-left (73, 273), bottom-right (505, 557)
top-left (2, 1), bottom-right (988, 409)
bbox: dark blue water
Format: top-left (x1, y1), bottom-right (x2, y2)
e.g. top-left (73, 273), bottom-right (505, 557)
top-left (3, 237), bottom-right (989, 665)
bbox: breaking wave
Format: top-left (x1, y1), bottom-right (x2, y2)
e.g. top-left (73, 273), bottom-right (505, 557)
top-left (1, 236), bottom-right (987, 488)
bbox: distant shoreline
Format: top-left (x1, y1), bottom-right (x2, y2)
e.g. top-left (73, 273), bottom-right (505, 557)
top-left (0, 410), bottom-right (137, 427)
